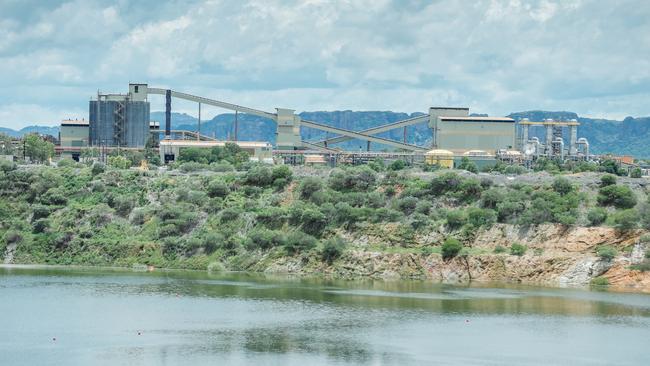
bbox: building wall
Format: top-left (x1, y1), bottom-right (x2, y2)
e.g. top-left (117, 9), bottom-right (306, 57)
top-left (89, 100), bottom-right (150, 147)
top-left (437, 120), bottom-right (515, 154)
top-left (60, 125), bottom-right (89, 147)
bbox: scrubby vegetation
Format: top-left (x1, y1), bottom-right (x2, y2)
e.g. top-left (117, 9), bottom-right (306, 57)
top-left (0, 159), bottom-right (648, 271)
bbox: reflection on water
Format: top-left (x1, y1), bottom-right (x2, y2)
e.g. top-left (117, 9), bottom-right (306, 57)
top-left (1, 265), bottom-right (650, 365)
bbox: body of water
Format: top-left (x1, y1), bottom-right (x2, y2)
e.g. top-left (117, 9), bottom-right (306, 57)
top-left (1, 265), bottom-right (649, 365)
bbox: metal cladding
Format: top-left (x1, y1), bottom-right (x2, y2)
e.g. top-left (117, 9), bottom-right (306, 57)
top-left (165, 89), bottom-right (171, 136)
top-left (89, 97), bottom-right (150, 148)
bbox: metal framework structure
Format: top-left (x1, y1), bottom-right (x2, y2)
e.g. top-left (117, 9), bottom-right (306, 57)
top-left (137, 84), bottom-right (431, 152)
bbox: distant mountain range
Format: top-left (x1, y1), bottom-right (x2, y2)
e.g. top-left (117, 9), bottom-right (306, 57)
top-left (2, 111), bottom-right (648, 158)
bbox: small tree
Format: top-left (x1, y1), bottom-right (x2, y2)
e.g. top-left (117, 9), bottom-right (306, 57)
top-left (441, 238), bottom-right (462, 260)
top-left (612, 209), bottom-right (639, 231)
top-left (596, 245), bottom-right (617, 261)
top-left (320, 236), bottom-right (346, 264)
top-left (552, 176), bottom-right (573, 195)
top-left (108, 155), bottom-right (131, 169)
top-left (510, 243), bottom-right (527, 256)
top-left (630, 168), bottom-right (643, 178)
top-left (600, 174), bottom-right (617, 187)
top-left (597, 185), bottom-right (637, 209)
top-left (587, 207), bottom-right (608, 226)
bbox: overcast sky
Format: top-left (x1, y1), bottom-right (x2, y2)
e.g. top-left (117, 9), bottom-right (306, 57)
top-left (1, 0), bottom-right (649, 129)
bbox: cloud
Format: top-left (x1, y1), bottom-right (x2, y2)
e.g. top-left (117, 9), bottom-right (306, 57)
top-left (0, 0), bottom-right (649, 128)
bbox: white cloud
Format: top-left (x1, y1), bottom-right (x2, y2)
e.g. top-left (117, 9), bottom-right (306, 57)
top-left (0, 0), bottom-right (650, 129)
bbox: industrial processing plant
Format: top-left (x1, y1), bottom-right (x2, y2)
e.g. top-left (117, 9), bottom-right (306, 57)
top-left (57, 83), bottom-right (591, 166)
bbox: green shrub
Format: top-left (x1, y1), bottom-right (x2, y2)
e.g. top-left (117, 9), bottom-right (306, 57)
top-left (467, 208), bottom-right (497, 228)
top-left (320, 236), bottom-right (346, 264)
top-left (388, 159), bottom-right (407, 171)
top-left (179, 162), bottom-right (207, 172)
top-left (596, 245), bottom-right (617, 260)
top-left (600, 174), bottom-right (617, 187)
top-left (272, 165), bottom-right (293, 182)
top-left (298, 177), bottom-right (324, 200)
top-left (284, 231), bottom-right (317, 255)
top-left (446, 210), bottom-right (466, 229)
top-left (0, 159), bottom-right (17, 172)
top-left (441, 238), bottom-right (462, 260)
top-left (480, 188), bottom-right (505, 209)
top-left (611, 209), bottom-right (639, 231)
top-left (256, 207), bottom-right (288, 229)
top-left (108, 155), bottom-right (131, 169)
top-left (396, 196), bottom-right (418, 215)
top-left (630, 168), bottom-right (643, 178)
top-left (597, 185), bottom-right (637, 209)
top-left (552, 176), bottom-right (573, 195)
top-left (493, 245), bottom-right (506, 254)
top-left (246, 229), bottom-right (286, 251)
top-left (510, 243), bottom-right (527, 256)
top-left (207, 180), bottom-right (230, 198)
top-left (4, 230), bottom-right (23, 244)
top-left (590, 276), bottom-right (609, 286)
top-left (415, 201), bottom-right (432, 215)
top-left (639, 203), bottom-right (650, 230)
top-left (244, 165), bottom-right (274, 187)
top-left (631, 260), bottom-right (650, 272)
top-left (587, 207), bottom-right (608, 226)
top-left (328, 167), bottom-right (376, 192)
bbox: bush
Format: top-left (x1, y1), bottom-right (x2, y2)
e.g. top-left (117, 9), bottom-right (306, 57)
top-left (396, 196), bottom-right (418, 215)
top-left (441, 238), bottom-right (462, 260)
top-left (630, 168), bottom-right (643, 178)
top-left (596, 245), bottom-right (617, 260)
top-left (245, 165), bottom-right (274, 187)
top-left (510, 243), bottom-right (527, 256)
top-left (108, 155), bottom-right (131, 169)
top-left (611, 209), bottom-right (639, 231)
top-left (179, 162), bottom-right (207, 172)
top-left (320, 236), bottom-right (346, 264)
top-left (600, 174), bottom-right (617, 187)
top-left (0, 159), bottom-right (17, 173)
top-left (494, 245), bottom-right (506, 254)
top-left (284, 231), bottom-right (317, 255)
top-left (597, 185), bottom-right (637, 209)
top-left (328, 167), bottom-right (376, 192)
top-left (445, 210), bottom-right (466, 229)
top-left (467, 208), bottom-right (497, 228)
top-left (295, 207), bottom-right (328, 237)
top-left (590, 277), bottom-right (609, 286)
top-left (207, 180), bottom-right (230, 198)
top-left (480, 188), bottom-right (505, 209)
top-left (32, 218), bottom-right (50, 233)
top-left (631, 260), bottom-right (650, 272)
top-left (640, 203), bottom-right (650, 230)
top-left (3, 230), bottom-right (22, 244)
top-left (388, 159), bottom-right (407, 171)
top-left (298, 177), bottom-right (324, 201)
top-left (246, 229), bottom-right (286, 251)
top-left (587, 207), bottom-right (608, 226)
top-left (552, 176), bottom-right (573, 195)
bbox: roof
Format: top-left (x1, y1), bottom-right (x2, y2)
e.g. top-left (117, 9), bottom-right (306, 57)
top-left (425, 149), bottom-right (454, 156)
top-left (159, 140), bottom-right (271, 148)
top-left (61, 119), bottom-right (89, 127)
top-left (440, 116), bottom-right (514, 123)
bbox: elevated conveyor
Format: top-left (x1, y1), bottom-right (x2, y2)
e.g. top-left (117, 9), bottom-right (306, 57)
top-left (315, 114), bottom-right (429, 146)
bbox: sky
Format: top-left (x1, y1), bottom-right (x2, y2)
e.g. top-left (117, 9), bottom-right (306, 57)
top-left (1, 0), bottom-right (649, 129)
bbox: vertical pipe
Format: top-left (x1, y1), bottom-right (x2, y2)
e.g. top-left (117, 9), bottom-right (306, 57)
top-left (403, 126), bottom-right (407, 143)
top-left (366, 141), bottom-right (370, 151)
top-left (197, 102), bottom-right (201, 141)
top-left (165, 89), bottom-right (171, 137)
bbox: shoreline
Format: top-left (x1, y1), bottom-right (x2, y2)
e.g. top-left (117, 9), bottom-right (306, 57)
top-left (2, 261), bottom-right (649, 295)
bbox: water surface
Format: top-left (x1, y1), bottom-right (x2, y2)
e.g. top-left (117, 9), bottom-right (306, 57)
top-left (1, 265), bottom-right (649, 365)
